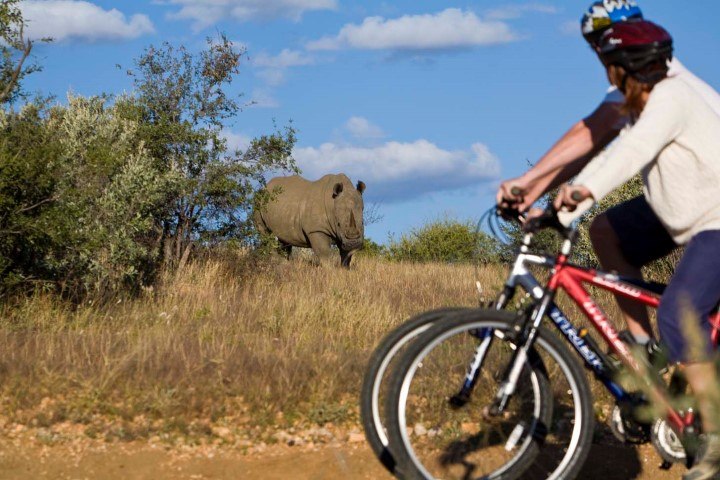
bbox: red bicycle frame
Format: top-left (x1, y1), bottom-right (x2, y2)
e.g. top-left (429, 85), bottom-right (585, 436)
top-left (547, 253), bottom-right (720, 432)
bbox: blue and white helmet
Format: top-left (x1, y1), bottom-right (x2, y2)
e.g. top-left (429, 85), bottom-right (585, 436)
top-left (581, 1), bottom-right (643, 42)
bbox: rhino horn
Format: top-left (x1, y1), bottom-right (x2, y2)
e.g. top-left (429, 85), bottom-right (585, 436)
top-left (356, 181), bottom-right (366, 195)
top-left (332, 182), bottom-right (344, 198)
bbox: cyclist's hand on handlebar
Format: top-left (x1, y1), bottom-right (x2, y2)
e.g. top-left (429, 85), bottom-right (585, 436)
top-left (496, 177), bottom-right (530, 210)
top-left (553, 184), bottom-right (593, 212)
top-left (523, 207), bottom-right (545, 224)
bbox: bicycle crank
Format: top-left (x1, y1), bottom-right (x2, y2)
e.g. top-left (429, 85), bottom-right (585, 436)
top-left (609, 401), bottom-right (650, 445)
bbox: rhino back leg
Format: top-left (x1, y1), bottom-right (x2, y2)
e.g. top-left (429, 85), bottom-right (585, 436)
top-left (279, 242), bottom-right (292, 259)
top-left (307, 232), bottom-right (335, 265)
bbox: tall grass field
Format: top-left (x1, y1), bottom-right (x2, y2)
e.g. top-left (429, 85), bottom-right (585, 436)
top-left (0, 252), bottom-right (636, 445)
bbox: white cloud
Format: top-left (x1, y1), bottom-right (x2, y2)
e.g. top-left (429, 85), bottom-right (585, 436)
top-left (486, 3), bottom-right (559, 21)
top-left (253, 49), bottom-right (315, 69)
top-left (20, 1), bottom-right (155, 42)
top-left (164, 0), bottom-right (337, 31)
top-left (223, 130), bottom-right (252, 152)
top-left (344, 117), bottom-right (385, 140)
top-left (253, 49), bottom-right (316, 86)
top-left (306, 8), bottom-right (518, 52)
top-left (293, 140), bottom-right (500, 202)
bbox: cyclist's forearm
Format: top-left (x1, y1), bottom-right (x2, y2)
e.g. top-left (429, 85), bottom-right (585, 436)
top-left (522, 120), bottom-right (596, 184)
top-left (521, 155), bottom-right (596, 206)
top-left (543, 156), bottom-right (590, 190)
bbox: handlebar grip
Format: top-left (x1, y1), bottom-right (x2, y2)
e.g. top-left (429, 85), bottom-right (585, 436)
top-left (570, 191), bottom-right (584, 202)
top-left (510, 187), bottom-right (523, 196)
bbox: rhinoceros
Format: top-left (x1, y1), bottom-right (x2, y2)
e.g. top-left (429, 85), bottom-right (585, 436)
top-left (254, 174), bottom-right (366, 267)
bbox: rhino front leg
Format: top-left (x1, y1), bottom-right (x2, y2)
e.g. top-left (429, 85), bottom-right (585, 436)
top-left (340, 248), bottom-right (358, 268)
top-left (307, 232), bottom-right (335, 266)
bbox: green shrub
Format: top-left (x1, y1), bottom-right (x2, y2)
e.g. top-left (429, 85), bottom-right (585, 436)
top-left (357, 238), bottom-right (385, 258)
top-left (0, 96), bottom-right (175, 298)
top-left (387, 218), bottom-right (501, 264)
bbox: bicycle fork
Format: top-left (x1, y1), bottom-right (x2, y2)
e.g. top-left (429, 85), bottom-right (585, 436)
top-left (492, 292), bottom-right (555, 414)
top-left (449, 329), bottom-right (494, 408)
top-left (449, 285), bottom-right (517, 409)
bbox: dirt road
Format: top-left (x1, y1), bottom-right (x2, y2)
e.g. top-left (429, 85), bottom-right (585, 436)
top-left (0, 437), bottom-right (692, 480)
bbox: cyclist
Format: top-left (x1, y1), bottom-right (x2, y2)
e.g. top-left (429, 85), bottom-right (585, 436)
top-left (497, 1), bottom-right (720, 349)
top-left (555, 20), bottom-right (720, 480)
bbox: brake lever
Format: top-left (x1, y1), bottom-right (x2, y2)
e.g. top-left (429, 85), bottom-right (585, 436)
top-left (496, 205), bottom-right (524, 223)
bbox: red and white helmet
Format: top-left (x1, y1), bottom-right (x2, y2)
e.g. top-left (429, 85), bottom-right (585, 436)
top-left (599, 20), bottom-right (673, 76)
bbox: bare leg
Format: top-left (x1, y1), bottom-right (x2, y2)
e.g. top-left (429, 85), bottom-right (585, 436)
top-left (590, 214), bottom-right (655, 339)
top-left (307, 232), bottom-right (335, 266)
top-left (685, 363), bottom-right (720, 433)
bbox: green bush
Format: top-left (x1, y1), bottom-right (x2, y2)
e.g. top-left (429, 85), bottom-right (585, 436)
top-left (0, 96), bottom-right (175, 298)
top-left (387, 218), bottom-right (501, 264)
top-left (357, 238), bottom-right (386, 258)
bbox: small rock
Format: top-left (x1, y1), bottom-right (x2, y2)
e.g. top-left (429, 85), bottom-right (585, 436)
top-left (211, 426), bottom-right (232, 440)
top-left (461, 422), bottom-right (479, 434)
top-left (414, 424), bottom-right (428, 437)
top-left (347, 432), bottom-right (365, 443)
top-left (288, 436), bottom-right (305, 447)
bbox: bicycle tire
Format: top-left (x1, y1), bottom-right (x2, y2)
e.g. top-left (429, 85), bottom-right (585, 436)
top-left (385, 309), bottom-right (595, 480)
top-left (360, 307), bottom-right (470, 474)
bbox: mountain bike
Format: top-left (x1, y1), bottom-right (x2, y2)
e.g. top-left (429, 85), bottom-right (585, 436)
top-left (382, 207), bottom-right (720, 480)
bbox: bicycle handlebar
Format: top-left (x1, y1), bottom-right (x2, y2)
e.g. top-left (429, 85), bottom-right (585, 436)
top-left (570, 191), bottom-right (584, 202)
top-left (521, 206), bottom-right (570, 237)
top-left (494, 204), bottom-right (572, 239)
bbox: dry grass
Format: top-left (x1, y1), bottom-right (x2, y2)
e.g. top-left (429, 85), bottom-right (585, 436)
top-left (0, 250), bottom-right (643, 443)
top-left (0, 252), bottom-right (501, 441)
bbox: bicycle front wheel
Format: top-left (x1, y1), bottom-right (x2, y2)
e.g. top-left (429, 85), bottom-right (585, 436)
top-left (360, 307), bottom-right (469, 474)
top-left (385, 309), bottom-right (594, 480)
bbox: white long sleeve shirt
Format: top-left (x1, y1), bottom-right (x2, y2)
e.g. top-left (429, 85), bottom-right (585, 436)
top-left (579, 76), bottom-right (720, 245)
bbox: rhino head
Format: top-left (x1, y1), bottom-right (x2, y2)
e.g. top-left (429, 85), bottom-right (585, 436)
top-left (331, 180), bottom-right (365, 262)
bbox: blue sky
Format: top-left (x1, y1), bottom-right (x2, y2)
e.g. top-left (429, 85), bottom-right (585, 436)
top-left (18, 0), bottom-right (720, 243)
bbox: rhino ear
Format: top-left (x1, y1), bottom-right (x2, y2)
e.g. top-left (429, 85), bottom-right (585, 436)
top-left (332, 182), bottom-right (344, 198)
top-left (356, 181), bottom-right (366, 195)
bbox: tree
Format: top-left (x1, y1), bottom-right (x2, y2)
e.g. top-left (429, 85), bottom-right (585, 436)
top-left (0, 0), bottom-right (46, 105)
top-left (124, 35), bottom-right (298, 270)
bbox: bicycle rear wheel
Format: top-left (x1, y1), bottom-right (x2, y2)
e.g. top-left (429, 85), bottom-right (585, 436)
top-left (385, 309), bottom-right (594, 480)
top-left (360, 307), bottom-right (469, 473)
